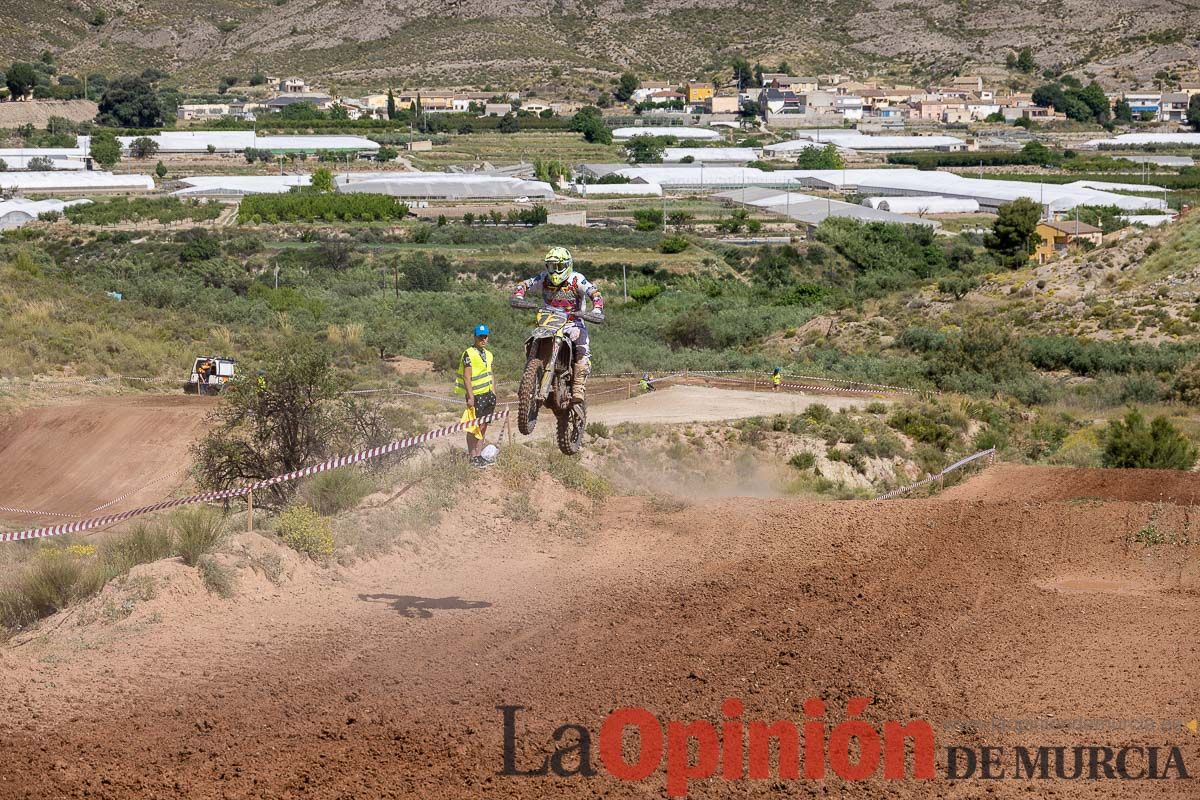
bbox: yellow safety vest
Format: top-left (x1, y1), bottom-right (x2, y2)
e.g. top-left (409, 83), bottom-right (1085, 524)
top-left (772, 373), bottom-right (781, 386)
top-left (454, 346), bottom-right (494, 396)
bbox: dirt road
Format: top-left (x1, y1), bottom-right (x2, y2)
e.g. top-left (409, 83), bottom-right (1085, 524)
top-left (1, 465), bottom-right (1196, 798)
top-left (589, 384), bottom-right (880, 425)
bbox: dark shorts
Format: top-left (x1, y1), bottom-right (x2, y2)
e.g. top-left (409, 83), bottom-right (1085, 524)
top-left (474, 391), bottom-right (496, 420)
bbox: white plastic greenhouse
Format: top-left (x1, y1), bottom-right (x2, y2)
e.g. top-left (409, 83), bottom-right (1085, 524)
top-left (863, 196), bottom-right (980, 214)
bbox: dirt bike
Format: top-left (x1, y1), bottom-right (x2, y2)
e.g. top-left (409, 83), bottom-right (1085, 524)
top-left (510, 299), bottom-right (604, 455)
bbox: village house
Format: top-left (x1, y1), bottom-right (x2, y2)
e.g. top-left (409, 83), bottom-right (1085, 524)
top-left (686, 81), bottom-right (714, 104)
top-left (176, 103), bottom-right (231, 121)
top-left (1034, 220), bottom-right (1103, 263)
top-left (278, 77), bottom-right (308, 93)
top-left (265, 94), bottom-right (334, 113)
top-left (1159, 92), bottom-right (1189, 123)
top-left (1123, 90), bottom-right (1162, 119)
top-left (761, 75), bottom-right (819, 93)
top-left (707, 92), bottom-right (741, 114)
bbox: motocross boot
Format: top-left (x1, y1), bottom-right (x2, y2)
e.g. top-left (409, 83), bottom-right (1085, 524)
top-left (571, 361), bottom-right (588, 405)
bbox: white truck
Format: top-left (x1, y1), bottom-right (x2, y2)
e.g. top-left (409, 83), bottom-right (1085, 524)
top-left (185, 356), bottom-right (237, 395)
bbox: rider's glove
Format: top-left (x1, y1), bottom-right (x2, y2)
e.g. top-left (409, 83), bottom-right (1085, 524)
top-left (592, 296), bottom-right (605, 311)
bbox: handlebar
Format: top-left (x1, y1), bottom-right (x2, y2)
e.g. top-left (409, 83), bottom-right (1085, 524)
top-left (509, 297), bottom-right (605, 325)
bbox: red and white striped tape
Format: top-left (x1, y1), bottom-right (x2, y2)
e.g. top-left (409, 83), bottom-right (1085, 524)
top-left (0, 410), bottom-right (508, 543)
top-left (0, 504), bottom-right (79, 519)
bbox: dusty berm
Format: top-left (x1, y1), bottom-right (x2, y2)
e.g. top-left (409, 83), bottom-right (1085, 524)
top-left (0, 463), bottom-right (1196, 798)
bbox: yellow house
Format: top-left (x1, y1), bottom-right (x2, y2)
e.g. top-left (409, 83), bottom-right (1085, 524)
top-left (686, 81), bottom-right (714, 103)
top-left (1033, 220), bottom-right (1103, 263)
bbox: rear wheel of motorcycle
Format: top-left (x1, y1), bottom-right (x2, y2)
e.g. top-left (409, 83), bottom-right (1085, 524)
top-left (517, 357), bottom-right (544, 435)
top-left (556, 401), bottom-right (586, 455)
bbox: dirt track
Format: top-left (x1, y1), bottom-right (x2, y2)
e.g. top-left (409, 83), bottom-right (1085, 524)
top-left (1, 464), bottom-right (1197, 798)
top-left (0, 396), bottom-right (215, 523)
top-left (590, 384), bottom-right (880, 425)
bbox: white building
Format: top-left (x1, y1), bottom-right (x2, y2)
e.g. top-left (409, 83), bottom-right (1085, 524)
top-left (176, 103), bottom-right (232, 121)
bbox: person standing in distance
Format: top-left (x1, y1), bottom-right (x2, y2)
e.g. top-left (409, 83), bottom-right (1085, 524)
top-left (455, 324), bottom-right (496, 466)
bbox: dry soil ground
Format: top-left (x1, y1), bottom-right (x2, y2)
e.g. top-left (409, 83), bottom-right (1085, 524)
top-left (0, 464), bottom-right (1197, 798)
top-left (0, 390), bottom-right (1197, 799)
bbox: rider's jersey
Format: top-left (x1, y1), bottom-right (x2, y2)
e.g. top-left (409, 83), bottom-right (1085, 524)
top-left (512, 271), bottom-right (603, 315)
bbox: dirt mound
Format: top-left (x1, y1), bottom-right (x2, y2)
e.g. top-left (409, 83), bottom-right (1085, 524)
top-left (943, 463), bottom-right (1200, 505)
top-left (0, 395), bottom-right (214, 523)
top-left (1, 464), bottom-right (1197, 797)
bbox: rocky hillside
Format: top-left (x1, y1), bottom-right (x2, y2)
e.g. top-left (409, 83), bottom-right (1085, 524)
top-left (8, 0), bottom-right (1196, 91)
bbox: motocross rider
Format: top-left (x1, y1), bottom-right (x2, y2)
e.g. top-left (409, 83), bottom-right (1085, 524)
top-left (510, 247), bottom-right (604, 404)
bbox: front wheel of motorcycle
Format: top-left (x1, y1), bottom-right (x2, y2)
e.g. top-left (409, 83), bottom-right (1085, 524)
top-left (517, 357), bottom-right (544, 435)
top-left (556, 400), bottom-right (586, 455)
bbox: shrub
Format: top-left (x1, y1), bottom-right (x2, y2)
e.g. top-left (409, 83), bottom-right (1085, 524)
top-left (103, 521), bottom-right (175, 573)
top-left (629, 282), bottom-right (663, 303)
top-left (1101, 409), bottom-right (1197, 470)
top-left (0, 547), bottom-right (107, 631)
top-left (660, 234), bottom-right (689, 254)
top-left (197, 556), bottom-right (236, 597)
top-left (277, 505), bottom-right (335, 559)
top-left (173, 507), bottom-right (228, 566)
top-left (633, 208), bottom-right (663, 231)
top-left (1050, 427), bottom-right (1103, 467)
top-left (586, 421), bottom-right (610, 439)
top-left (789, 451), bottom-right (816, 469)
top-left (1172, 361), bottom-right (1200, 405)
top-left (300, 469), bottom-right (375, 516)
top-left (887, 405), bottom-right (963, 450)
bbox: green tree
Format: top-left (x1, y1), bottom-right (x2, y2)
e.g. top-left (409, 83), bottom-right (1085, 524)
top-left (129, 136), bottom-right (159, 159)
top-left (1016, 47), bottom-right (1036, 73)
top-left (191, 343), bottom-right (394, 508)
top-left (365, 309), bottom-right (406, 359)
top-left (386, 89), bottom-right (397, 120)
top-left (279, 101), bottom-right (323, 120)
top-left (154, 160), bottom-right (167, 179)
top-left (498, 112), bottom-right (520, 133)
top-left (1188, 95), bottom-right (1200, 129)
top-left (1020, 140), bottom-right (1056, 165)
top-left (375, 145), bottom-right (398, 162)
top-left (89, 131), bottom-right (121, 168)
top-left (985, 198), bottom-right (1042, 267)
top-left (730, 56), bottom-right (753, 89)
top-left (96, 75), bottom-right (163, 127)
top-left (572, 106), bottom-right (611, 144)
top-left (6, 62), bottom-right (37, 99)
top-left (614, 71), bottom-right (640, 102)
top-left (249, 72), bottom-right (266, 86)
top-left (625, 135), bottom-right (666, 163)
top-left (310, 166), bottom-right (335, 193)
top-left (1102, 409), bottom-right (1198, 470)
top-left (401, 253), bottom-right (452, 291)
top-left (794, 143), bottom-right (843, 169)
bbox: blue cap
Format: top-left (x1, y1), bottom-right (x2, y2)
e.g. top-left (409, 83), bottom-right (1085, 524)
top-left (474, 324), bottom-right (490, 337)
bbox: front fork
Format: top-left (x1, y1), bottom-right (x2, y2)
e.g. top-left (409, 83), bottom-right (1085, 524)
top-left (537, 337), bottom-right (562, 401)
